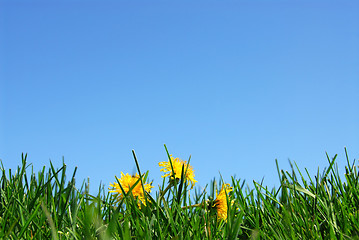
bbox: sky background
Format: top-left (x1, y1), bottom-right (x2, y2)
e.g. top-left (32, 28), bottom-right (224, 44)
top-left (1, 0), bottom-right (358, 194)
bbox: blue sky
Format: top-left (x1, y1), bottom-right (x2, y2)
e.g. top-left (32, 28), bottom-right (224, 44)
top-left (1, 1), bottom-right (358, 194)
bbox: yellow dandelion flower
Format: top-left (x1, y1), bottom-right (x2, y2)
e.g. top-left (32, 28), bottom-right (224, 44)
top-left (109, 172), bottom-right (153, 205)
top-left (158, 155), bottom-right (197, 188)
top-left (213, 183), bottom-right (233, 221)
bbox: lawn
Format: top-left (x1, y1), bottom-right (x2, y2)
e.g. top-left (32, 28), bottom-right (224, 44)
top-left (1, 146), bottom-right (358, 239)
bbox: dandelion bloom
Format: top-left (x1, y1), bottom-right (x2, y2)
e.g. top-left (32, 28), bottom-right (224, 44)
top-left (213, 183), bottom-right (233, 221)
top-left (158, 155), bottom-right (197, 188)
top-left (109, 172), bottom-right (153, 205)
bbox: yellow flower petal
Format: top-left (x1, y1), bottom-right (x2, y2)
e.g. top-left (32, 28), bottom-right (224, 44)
top-left (109, 172), bottom-right (153, 205)
top-left (213, 183), bottom-right (233, 221)
top-left (158, 155), bottom-right (197, 188)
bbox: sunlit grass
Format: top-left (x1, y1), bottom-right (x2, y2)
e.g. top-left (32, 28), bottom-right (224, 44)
top-left (0, 146), bottom-right (358, 239)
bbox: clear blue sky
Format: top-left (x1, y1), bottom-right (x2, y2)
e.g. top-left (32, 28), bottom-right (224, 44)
top-left (1, 1), bottom-right (358, 194)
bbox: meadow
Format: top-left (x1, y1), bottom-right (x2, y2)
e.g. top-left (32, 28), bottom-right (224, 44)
top-left (0, 146), bottom-right (358, 239)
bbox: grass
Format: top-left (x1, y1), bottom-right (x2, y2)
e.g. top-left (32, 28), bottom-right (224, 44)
top-left (0, 146), bottom-right (358, 239)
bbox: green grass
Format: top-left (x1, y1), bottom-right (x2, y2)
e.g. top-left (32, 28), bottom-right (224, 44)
top-left (1, 147), bottom-right (358, 239)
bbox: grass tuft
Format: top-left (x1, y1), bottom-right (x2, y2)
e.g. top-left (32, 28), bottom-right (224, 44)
top-left (0, 148), bottom-right (358, 239)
